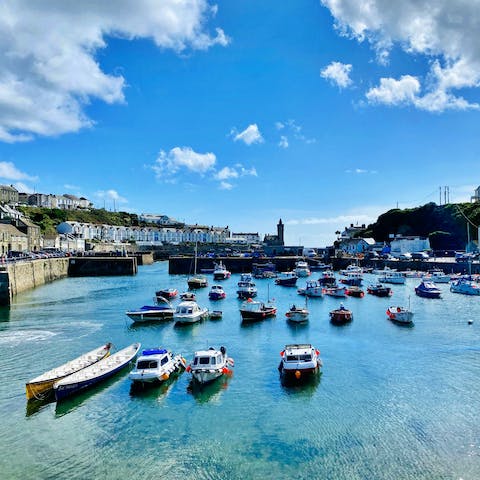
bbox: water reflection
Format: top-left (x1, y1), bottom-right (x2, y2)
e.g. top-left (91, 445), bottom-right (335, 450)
top-left (129, 372), bottom-right (184, 401)
top-left (280, 371), bottom-right (322, 396)
top-left (187, 375), bottom-right (231, 404)
top-left (25, 395), bottom-right (55, 417)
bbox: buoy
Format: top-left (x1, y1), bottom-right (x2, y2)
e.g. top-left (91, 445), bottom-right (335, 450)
top-left (468, 319), bottom-right (474, 325)
top-left (161, 373), bottom-right (170, 380)
top-left (186, 365), bottom-right (191, 372)
top-left (295, 370), bottom-right (301, 379)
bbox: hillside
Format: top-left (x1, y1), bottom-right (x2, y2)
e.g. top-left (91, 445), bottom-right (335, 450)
top-left (361, 202), bottom-right (480, 250)
top-left (17, 207), bottom-right (183, 236)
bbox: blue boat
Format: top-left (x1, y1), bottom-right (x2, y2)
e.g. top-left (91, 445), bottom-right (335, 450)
top-left (53, 343), bottom-right (141, 401)
top-left (415, 281), bottom-right (441, 299)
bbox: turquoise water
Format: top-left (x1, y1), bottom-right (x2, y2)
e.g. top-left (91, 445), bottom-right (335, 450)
top-left (1, 261), bottom-right (480, 479)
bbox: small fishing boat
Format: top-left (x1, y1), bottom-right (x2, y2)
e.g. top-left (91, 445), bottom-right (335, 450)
top-left (209, 310), bottom-right (223, 320)
top-left (208, 284), bottom-right (226, 300)
top-left (126, 301), bottom-right (175, 322)
top-left (294, 260), bottom-right (311, 277)
top-left (297, 280), bottom-right (324, 297)
top-left (367, 284), bottom-right (392, 297)
top-left (129, 348), bottom-right (186, 385)
top-left (318, 270), bottom-right (336, 286)
top-left (239, 298), bottom-right (277, 322)
top-left (278, 344), bottom-right (322, 383)
top-left (323, 285), bottom-right (347, 298)
top-left (174, 300), bottom-right (209, 325)
top-left (329, 304), bottom-right (353, 325)
top-left (275, 272), bottom-right (298, 286)
top-left (187, 243), bottom-right (208, 289)
top-left (237, 274), bottom-right (257, 299)
top-left (180, 292), bottom-right (196, 301)
top-left (415, 281), bottom-right (441, 299)
top-left (450, 277), bottom-right (480, 295)
top-left (345, 286), bottom-right (364, 298)
top-left (285, 303), bottom-right (309, 323)
top-left (422, 269), bottom-right (451, 284)
top-left (186, 346), bottom-right (234, 385)
top-left (339, 272), bottom-right (363, 286)
top-left (53, 343), bottom-right (141, 401)
top-left (26, 343), bottom-right (112, 400)
top-left (386, 306), bottom-right (414, 325)
top-left (339, 264), bottom-right (363, 276)
top-left (155, 288), bottom-right (178, 300)
top-left (213, 261), bottom-right (231, 280)
top-left (378, 272), bottom-right (406, 285)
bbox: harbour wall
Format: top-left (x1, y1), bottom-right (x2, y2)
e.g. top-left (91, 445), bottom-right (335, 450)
top-left (0, 258), bottom-right (70, 306)
top-left (0, 255), bottom-right (143, 306)
top-left (168, 255), bottom-right (480, 275)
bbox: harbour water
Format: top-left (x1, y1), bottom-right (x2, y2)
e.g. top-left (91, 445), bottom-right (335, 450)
top-left (1, 261), bottom-right (480, 479)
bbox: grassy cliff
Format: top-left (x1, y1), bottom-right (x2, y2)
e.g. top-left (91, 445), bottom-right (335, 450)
top-left (361, 202), bottom-right (480, 250)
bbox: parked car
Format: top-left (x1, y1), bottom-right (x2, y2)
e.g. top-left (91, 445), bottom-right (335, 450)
top-left (411, 252), bottom-right (429, 260)
top-left (397, 253), bottom-right (412, 260)
top-left (365, 251), bottom-right (379, 259)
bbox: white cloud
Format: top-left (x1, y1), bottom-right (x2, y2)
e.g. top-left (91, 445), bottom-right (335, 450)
top-left (214, 166), bottom-right (239, 181)
top-left (213, 164), bottom-right (257, 189)
top-left (233, 124), bottom-right (264, 145)
top-left (320, 61), bottom-right (353, 88)
top-left (154, 147), bottom-right (216, 179)
top-left (275, 121), bottom-right (285, 130)
top-left (0, 1), bottom-right (229, 143)
top-left (64, 184), bottom-right (81, 191)
top-left (219, 181), bottom-right (234, 190)
top-left (346, 168), bottom-right (378, 174)
top-left (12, 182), bottom-right (33, 193)
top-left (279, 136), bottom-right (289, 148)
top-left (0, 161), bottom-right (37, 181)
top-left (366, 75), bottom-right (420, 106)
top-left (95, 189), bottom-right (128, 204)
top-left (321, 0), bottom-right (480, 112)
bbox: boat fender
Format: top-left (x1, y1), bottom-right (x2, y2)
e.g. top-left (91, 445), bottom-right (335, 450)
top-left (397, 307), bottom-right (401, 312)
top-left (186, 365), bottom-right (191, 372)
top-left (295, 370), bottom-right (301, 379)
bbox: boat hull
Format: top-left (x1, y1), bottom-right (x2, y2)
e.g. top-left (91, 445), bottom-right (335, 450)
top-left (330, 310), bottom-right (353, 325)
top-left (240, 309), bottom-right (276, 322)
top-left (191, 369), bottom-right (224, 385)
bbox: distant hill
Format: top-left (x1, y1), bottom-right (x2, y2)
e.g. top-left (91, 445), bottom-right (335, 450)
top-left (17, 206), bottom-right (182, 236)
top-left (360, 202), bottom-right (480, 250)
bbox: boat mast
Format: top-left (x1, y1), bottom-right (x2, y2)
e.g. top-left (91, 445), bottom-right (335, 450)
top-left (194, 242), bottom-right (198, 275)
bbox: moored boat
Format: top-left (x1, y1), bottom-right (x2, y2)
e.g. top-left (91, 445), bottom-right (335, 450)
top-left (180, 292), bottom-right (196, 301)
top-left (450, 278), bottom-right (480, 295)
top-left (208, 284), bottom-right (226, 300)
top-left (323, 285), bottom-right (347, 297)
top-left (213, 261), bottom-right (231, 280)
top-left (285, 303), bottom-right (309, 323)
top-left (367, 283), bottom-right (392, 297)
top-left (129, 348), bottom-right (186, 385)
top-left (174, 300), bottom-right (209, 325)
top-left (278, 344), bottom-right (322, 383)
top-left (209, 310), bottom-right (223, 320)
top-left (26, 342), bottom-right (112, 400)
top-left (378, 272), bottom-right (406, 285)
top-left (297, 280), bottom-right (324, 297)
top-left (386, 306), bottom-right (414, 325)
top-left (415, 281), bottom-right (441, 299)
top-left (237, 276), bottom-right (258, 299)
top-left (126, 301), bottom-right (175, 322)
top-left (422, 269), bottom-right (451, 284)
top-left (339, 272), bottom-right (363, 286)
top-left (294, 260), bottom-right (311, 277)
top-left (155, 288), bottom-right (178, 300)
top-left (275, 272), bottom-right (298, 286)
top-left (318, 270), bottom-right (336, 287)
top-left (329, 304), bottom-right (353, 325)
top-left (187, 274), bottom-right (208, 289)
top-left (239, 298), bottom-right (277, 322)
top-left (186, 346), bottom-right (234, 385)
top-left (54, 343), bottom-right (141, 401)
top-left (345, 286), bottom-right (365, 298)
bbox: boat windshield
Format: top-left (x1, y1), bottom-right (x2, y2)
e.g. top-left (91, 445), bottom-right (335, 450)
top-left (199, 357), bottom-right (211, 365)
top-left (286, 354), bottom-right (312, 362)
top-left (137, 360), bottom-right (157, 369)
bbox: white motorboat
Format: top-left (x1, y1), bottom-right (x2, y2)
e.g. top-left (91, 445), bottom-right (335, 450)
top-left (126, 299), bottom-right (175, 322)
top-left (294, 260), bottom-right (311, 277)
top-left (297, 280), bottom-right (324, 298)
top-left (450, 278), bottom-right (480, 295)
top-left (187, 346), bottom-right (234, 385)
top-left (422, 269), bottom-right (451, 284)
top-left (129, 348), bottom-right (187, 385)
top-left (278, 344), bottom-right (322, 382)
top-left (339, 264), bottom-right (363, 276)
top-left (378, 271), bottom-right (406, 285)
top-left (174, 300), bottom-right (209, 325)
top-left (213, 261), bottom-right (231, 280)
top-left (208, 285), bottom-right (226, 300)
top-left (237, 274), bottom-right (257, 299)
top-left (386, 306), bottom-right (414, 325)
top-left (187, 243), bottom-right (208, 289)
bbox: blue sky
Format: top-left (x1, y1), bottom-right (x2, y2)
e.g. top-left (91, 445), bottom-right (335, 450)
top-left (1, 0), bottom-right (479, 246)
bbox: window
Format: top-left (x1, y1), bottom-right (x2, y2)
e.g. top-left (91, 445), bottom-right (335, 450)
top-left (199, 357), bottom-right (210, 365)
top-left (137, 360), bottom-right (157, 369)
top-left (161, 356), bottom-right (169, 366)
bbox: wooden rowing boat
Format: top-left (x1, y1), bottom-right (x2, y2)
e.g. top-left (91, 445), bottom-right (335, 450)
top-left (26, 343), bottom-right (112, 400)
top-left (53, 343), bottom-right (141, 401)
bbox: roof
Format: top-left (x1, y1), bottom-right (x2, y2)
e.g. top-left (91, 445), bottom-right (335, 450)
top-left (0, 223), bottom-right (27, 236)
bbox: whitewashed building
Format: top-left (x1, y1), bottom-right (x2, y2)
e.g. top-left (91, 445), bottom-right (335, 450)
top-left (390, 235), bottom-right (431, 255)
